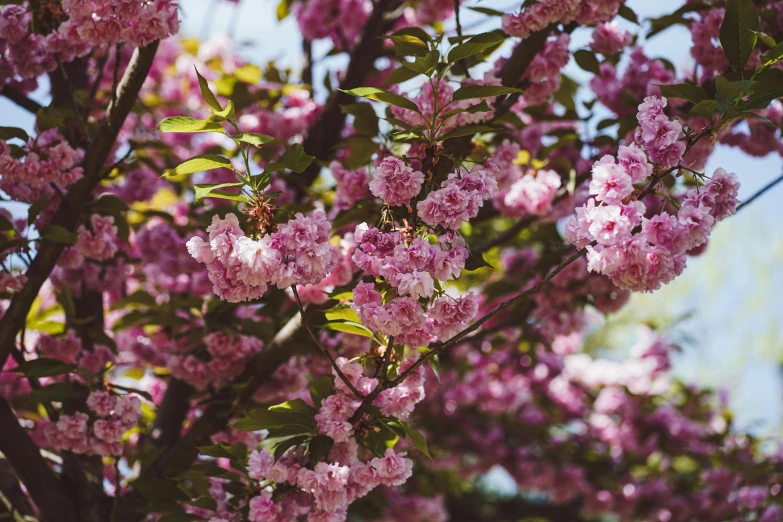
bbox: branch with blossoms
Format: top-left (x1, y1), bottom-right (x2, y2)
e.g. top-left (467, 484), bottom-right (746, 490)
top-left (3, 1), bottom-right (783, 522)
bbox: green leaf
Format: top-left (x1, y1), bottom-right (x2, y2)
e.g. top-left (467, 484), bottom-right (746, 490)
top-left (758, 41), bottom-right (783, 73)
top-left (40, 225), bottom-right (76, 245)
top-left (12, 358), bottom-right (77, 378)
top-left (309, 376), bottom-right (335, 410)
top-left (340, 103), bottom-right (380, 137)
top-left (451, 85), bottom-right (522, 101)
top-left (464, 250), bottom-right (493, 271)
top-left (440, 124), bottom-right (495, 140)
top-left (573, 50), bottom-right (600, 74)
top-left (324, 321), bottom-right (374, 338)
top-left (264, 144), bottom-right (315, 174)
top-left (742, 68), bottom-right (783, 110)
top-left (715, 76), bottom-right (748, 104)
top-left (27, 196), bottom-right (49, 225)
top-left (439, 100), bottom-right (492, 120)
top-left (195, 67), bottom-right (223, 111)
top-left (36, 107), bottom-right (64, 131)
top-left (110, 290), bottom-right (156, 310)
top-left (382, 67), bottom-right (422, 87)
top-left (157, 117), bottom-right (226, 134)
top-left (398, 421), bottom-right (432, 459)
top-left (447, 31), bottom-right (506, 63)
top-left (273, 435), bottom-right (309, 459)
top-left (719, 0), bottom-right (759, 72)
top-left (209, 99), bottom-right (235, 122)
top-left (340, 87), bottom-right (419, 112)
top-left (689, 100), bottom-right (719, 116)
top-left (384, 28), bottom-right (431, 57)
top-left (752, 30), bottom-right (776, 48)
top-left (467, 6), bottom-right (503, 16)
top-left (276, 0), bottom-right (293, 20)
top-left (237, 132), bottom-right (275, 147)
top-left (164, 154), bottom-right (233, 177)
top-left (658, 83), bottom-right (709, 104)
top-left (0, 126), bottom-right (28, 142)
top-left (269, 398), bottom-right (317, 416)
top-left (24, 383), bottom-right (88, 405)
top-left (194, 182), bottom-right (245, 202)
top-left (308, 435), bottom-right (334, 463)
top-left (403, 50), bottom-right (440, 76)
top-left (618, 4), bottom-right (639, 24)
top-left (231, 407), bottom-right (316, 433)
top-left (92, 194), bottom-right (129, 214)
top-left (324, 303), bottom-right (361, 323)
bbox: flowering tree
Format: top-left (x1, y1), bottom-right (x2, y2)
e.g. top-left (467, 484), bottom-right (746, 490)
top-left (1, 0), bottom-right (783, 521)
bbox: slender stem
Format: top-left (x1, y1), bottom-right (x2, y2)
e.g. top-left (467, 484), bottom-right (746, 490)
top-left (736, 172), bottom-right (783, 212)
top-left (290, 286), bottom-right (366, 399)
top-left (391, 247), bottom-right (587, 386)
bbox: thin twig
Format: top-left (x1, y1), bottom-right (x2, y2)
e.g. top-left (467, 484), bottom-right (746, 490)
top-left (391, 247), bottom-right (587, 385)
top-left (454, 0), bottom-right (463, 39)
top-left (290, 286), bottom-right (366, 399)
top-left (736, 172), bottom-right (783, 212)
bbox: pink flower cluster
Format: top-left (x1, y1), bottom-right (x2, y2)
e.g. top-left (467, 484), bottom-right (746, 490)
top-left (352, 225), bottom-right (470, 303)
top-left (0, 272), bottom-right (26, 293)
top-left (0, 2), bottom-right (178, 88)
top-left (567, 167), bottom-right (739, 292)
top-left (37, 331), bottom-right (116, 374)
top-left (590, 22), bottom-right (633, 55)
top-left (634, 96), bottom-right (686, 168)
top-left (502, 0), bottom-right (623, 39)
top-left (590, 48), bottom-right (675, 117)
top-left (352, 280), bottom-right (477, 346)
top-left (522, 34), bottom-right (570, 103)
top-left (689, 9), bottom-right (730, 74)
top-left (44, 391), bottom-right (141, 457)
top-left (169, 331), bottom-right (262, 390)
top-left (294, 0), bottom-right (372, 48)
top-left (418, 162), bottom-right (499, 230)
top-left (330, 161), bottom-right (369, 210)
top-left (75, 214), bottom-right (120, 261)
top-left (244, 426), bottom-right (412, 522)
top-left (0, 129), bottom-right (83, 207)
top-left (369, 157), bottom-right (425, 207)
top-left (187, 211), bottom-right (339, 303)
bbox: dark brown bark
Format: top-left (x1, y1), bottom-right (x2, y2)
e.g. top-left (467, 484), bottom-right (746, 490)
top-left (0, 399), bottom-right (77, 522)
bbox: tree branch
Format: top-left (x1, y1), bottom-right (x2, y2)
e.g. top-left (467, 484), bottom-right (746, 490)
top-left (297, 0), bottom-right (404, 190)
top-left (116, 312), bottom-right (308, 522)
top-left (736, 172), bottom-right (783, 212)
top-left (0, 398), bottom-right (77, 522)
top-left (0, 41), bottom-right (160, 372)
top-left (0, 86), bottom-right (43, 114)
top-left (291, 286), bottom-right (365, 398)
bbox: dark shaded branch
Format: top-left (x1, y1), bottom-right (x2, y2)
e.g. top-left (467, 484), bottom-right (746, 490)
top-left (0, 41), bottom-right (160, 372)
top-left (0, 398), bottom-right (77, 522)
top-left (0, 460), bottom-right (33, 519)
top-left (302, 39), bottom-right (314, 86)
top-left (297, 0), bottom-right (404, 190)
top-left (147, 379), bottom-right (195, 448)
top-left (116, 312), bottom-right (308, 522)
top-left (1, 86), bottom-right (43, 113)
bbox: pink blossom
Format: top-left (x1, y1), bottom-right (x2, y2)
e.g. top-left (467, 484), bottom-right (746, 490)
top-left (369, 157), bottom-right (424, 206)
top-left (370, 448), bottom-right (414, 487)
